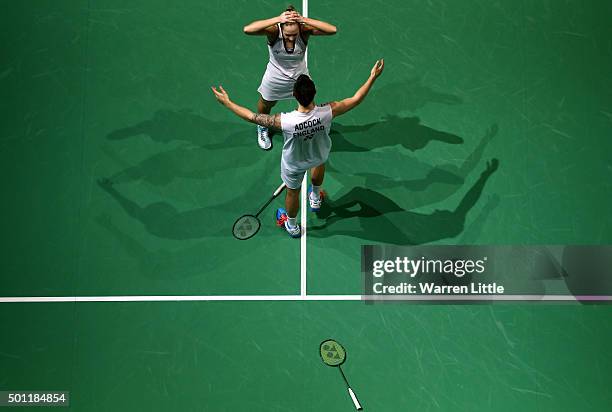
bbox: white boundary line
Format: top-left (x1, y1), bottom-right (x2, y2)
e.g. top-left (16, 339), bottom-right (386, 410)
top-left (300, 0), bottom-right (309, 298)
top-left (0, 295), bottom-right (610, 303)
top-left (0, 295), bottom-right (358, 303)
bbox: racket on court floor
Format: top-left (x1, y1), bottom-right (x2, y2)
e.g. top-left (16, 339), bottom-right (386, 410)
top-left (320, 339), bottom-right (363, 410)
top-left (232, 182), bottom-right (286, 240)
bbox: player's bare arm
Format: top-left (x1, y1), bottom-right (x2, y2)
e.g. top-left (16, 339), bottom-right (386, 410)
top-left (292, 13), bottom-right (337, 36)
top-left (211, 86), bottom-right (281, 130)
top-left (252, 113), bottom-right (281, 129)
top-left (330, 59), bottom-right (384, 118)
top-left (243, 11), bottom-right (298, 36)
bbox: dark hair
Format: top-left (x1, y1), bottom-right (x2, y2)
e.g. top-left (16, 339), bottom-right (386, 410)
top-left (293, 75), bottom-right (316, 106)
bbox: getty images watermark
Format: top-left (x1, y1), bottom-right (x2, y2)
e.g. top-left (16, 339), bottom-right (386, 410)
top-left (361, 245), bottom-right (612, 303)
top-left (371, 255), bottom-right (503, 295)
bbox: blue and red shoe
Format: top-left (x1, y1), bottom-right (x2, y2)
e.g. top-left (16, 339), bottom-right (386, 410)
top-left (276, 208), bottom-right (301, 238)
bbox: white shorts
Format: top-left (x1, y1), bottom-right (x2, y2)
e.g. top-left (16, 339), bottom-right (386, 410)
top-left (281, 167), bottom-right (306, 190)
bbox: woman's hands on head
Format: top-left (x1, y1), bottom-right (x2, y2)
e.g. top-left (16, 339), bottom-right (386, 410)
top-left (290, 11), bottom-right (304, 23)
top-left (279, 10), bottom-right (301, 23)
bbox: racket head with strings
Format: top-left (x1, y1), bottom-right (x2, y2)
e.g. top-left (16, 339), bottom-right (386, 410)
top-left (320, 339), bottom-right (347, 367)
top-left (232, 215), bottom-right (261, 240)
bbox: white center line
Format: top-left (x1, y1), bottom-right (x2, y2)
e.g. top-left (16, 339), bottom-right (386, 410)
top-left (300, 0), bottom-right (309, 298)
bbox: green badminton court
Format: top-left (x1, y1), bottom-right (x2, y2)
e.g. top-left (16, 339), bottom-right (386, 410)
top-left (1, 0), bottom-right (612, 410)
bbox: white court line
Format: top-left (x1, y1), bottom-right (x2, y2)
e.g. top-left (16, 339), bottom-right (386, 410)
top-left (300, 182), bottom-right (307, 297)
top-left (0, 295), bottom-right (360, 303)
top-left (300, 0), bottom-right (309, 298)
top-left (1, 295), bottom-right (610, 303)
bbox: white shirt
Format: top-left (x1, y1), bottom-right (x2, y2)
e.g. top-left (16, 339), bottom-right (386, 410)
top-left (266, 24), bottom-right (308, 81)
top-left (280, 104), bottom-right (333, 172)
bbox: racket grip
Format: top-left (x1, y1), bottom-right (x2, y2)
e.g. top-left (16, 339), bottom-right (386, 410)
top-left (273, 182), bottom-right (287, 197)
top-left (348, 388), bottom-right (362, 410)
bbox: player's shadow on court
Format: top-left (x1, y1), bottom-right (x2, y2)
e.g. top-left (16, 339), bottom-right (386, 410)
top-left (107, 109), bottom-right (253, 149)
top-left (330, 78), bottom-right (462, 152)
top-left (97, 178), bottom-right (228, 239)
top-left (95, 214), bottom-right (229, 280)
top-left (458, 194), bottom-right (501, 243)
top-left (327, 161), bottom-right (464, 193)
top-left (330, 115), bottom-right (463, 153)
top-left (101, 143), bottom-right (265, 186)
top-left (329, 124), bottom-right (498, 211)
top-left (96, 163), bottom-right (278, 240)
top-left (103, 109), bottom-right (266, 186)
top-left (309, 159), bottom-right (499, 245)
top-left (369, 78), bottom-right (463, 113)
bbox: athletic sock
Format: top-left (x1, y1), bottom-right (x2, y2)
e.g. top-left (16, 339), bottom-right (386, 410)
top-left (287, 216), bottom-right (298, 229)
top-left (311, 185), bottom-right (321, 198)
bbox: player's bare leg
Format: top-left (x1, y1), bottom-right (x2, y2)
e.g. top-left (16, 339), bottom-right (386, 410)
top-left (285, 187), bottom-right (300, 220)
top-left (276, 187), bottom-right (301, 238)
top-left (309, 164), bottom-right (325, 211)
top-left (257, 96), bottom-right (277, 114)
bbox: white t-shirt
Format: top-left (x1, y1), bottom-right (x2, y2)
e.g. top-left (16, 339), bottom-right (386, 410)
top-left (280, 104), bottom-right (333, 173)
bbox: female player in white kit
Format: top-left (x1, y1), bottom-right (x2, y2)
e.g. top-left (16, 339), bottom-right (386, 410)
top-left (212, 59), bottom-right (385, 238)
top-left (243, 5), bottom-right (337, 150)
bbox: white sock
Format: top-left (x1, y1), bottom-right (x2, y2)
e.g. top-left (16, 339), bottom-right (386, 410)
top-left (287, 216), bottom-right (298, 228)
top-left (311, 185), bottom-right (321, 198)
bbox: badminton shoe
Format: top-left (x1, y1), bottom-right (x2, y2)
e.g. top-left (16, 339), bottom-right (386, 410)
top-left (308, 186), bottom-right (325, 212)
top-left (276, 208), bottom-right (301, 238)
top-left (257, 125), bottom-right (272, 150)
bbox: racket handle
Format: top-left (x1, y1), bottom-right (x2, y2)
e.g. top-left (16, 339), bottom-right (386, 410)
top-left (273, 182), bottom-right (286, 197)
top-left (348, 388), bottom-right (362, 410)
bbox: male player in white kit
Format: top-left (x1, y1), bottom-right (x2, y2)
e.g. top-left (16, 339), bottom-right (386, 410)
top-left (212, 59), bottom-right (385, 238)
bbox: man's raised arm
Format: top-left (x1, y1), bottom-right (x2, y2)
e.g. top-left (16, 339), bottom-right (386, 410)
top-left (330, 59), bottom-right (384, 118)
top-left (211, 85), bottom-right (281, 130)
